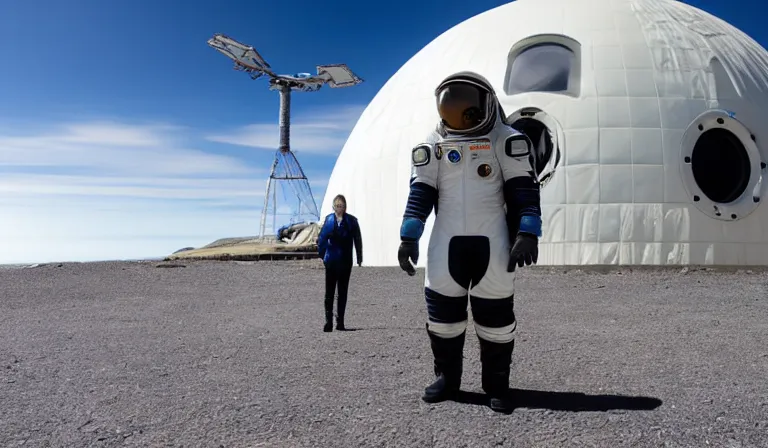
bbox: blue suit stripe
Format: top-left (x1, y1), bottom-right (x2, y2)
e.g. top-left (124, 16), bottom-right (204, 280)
top-left (503, 176), bottom-right (542, 237)
top-left (503, 176), bottom-right (541, 217)
top-left (404, 181), bottom-right (438, 221)
top-left (514, 189), bottom-right (542, 216)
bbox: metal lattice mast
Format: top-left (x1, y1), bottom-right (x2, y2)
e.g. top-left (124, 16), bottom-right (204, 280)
top-left (207, 34), bottom-right (363, 238)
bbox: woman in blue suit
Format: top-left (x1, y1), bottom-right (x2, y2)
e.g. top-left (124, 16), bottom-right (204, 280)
top-left (317, 194), bottom-right (363, 332)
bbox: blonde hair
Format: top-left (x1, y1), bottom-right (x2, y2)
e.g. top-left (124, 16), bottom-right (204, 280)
top-left (332, 194), bottom-right (347, 208)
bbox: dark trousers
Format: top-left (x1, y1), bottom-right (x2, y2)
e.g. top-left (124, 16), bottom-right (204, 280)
top-left (324, 260), bottom-right (353, 321)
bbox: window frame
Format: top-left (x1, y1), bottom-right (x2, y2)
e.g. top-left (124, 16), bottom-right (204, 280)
top-left (503, 34), bottom-right (582, 97)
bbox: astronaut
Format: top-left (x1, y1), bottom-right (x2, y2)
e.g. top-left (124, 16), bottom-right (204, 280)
top-left (397, 71), bottom-right (541, 413)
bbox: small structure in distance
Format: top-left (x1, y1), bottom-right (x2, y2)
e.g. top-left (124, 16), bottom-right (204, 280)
top-left (207, 33), bottom-right (364, 238)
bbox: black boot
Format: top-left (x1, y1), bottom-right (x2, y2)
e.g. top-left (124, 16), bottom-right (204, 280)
top-left (422, 326), bottom-right (465, 403)
top-left (479, 338), bottom-right (515, 413)
top-left (323, 297), bottom-right (333, 332)
top-left (336, 295), bottom-right (347, 331)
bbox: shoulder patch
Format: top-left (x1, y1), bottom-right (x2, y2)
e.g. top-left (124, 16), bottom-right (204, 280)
top-left (434, 144), bottom-right (443, 160)
top-left (412, 144), bottom-right (431, 166)
top-left (504, 134), bottom-right (532, 158)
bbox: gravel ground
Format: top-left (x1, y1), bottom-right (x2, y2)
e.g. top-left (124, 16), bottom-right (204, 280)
top-left (1, 260), bottom-right (767, 448)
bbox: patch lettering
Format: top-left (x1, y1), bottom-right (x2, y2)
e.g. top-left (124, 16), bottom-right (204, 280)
top-left (468, 139), bottom-right (491, 151)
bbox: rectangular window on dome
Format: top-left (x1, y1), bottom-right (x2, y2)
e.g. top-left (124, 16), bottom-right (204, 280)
top-left (505, 43), bottom-right (576, 95)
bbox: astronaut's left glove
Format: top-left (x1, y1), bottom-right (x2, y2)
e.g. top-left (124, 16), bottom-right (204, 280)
top-left (508, 233), bottom-right (539, 272)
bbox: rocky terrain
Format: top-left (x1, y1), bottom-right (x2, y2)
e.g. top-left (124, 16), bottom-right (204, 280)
top-left (1, 260), bottom-right (766, 447)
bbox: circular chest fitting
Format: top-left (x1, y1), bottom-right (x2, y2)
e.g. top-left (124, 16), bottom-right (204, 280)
top-left (679, 109), bottom-right (764, 221)
top-left (477, 163), bottom-right (492, 177)
top-left (446, 148), bottom-right (462, 164)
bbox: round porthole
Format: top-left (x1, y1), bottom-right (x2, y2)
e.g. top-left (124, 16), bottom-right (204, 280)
top-left (680, 109), bottom-right (765, 221)
top-left (691, 128), bottom-right (750, 203)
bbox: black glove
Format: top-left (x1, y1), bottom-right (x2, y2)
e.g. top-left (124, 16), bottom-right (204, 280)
top-left (398, 241), bottom-right (419, 276)
top-left (508, 233), bottom-right (538, 272)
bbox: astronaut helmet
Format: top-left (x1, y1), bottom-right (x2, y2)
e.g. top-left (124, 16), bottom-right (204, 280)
top-left (434, 71), bottom-right (500, 136)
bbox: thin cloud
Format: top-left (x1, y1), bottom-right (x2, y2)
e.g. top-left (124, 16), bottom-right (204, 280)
top-left (206, 104), bottom-right (366, 155)
top-left (0, 121), bottom-right (254, 176)
top-left (302, 170), bottom-right (330, 190)
top-left (0, 119), bottom-right (332, 264)
top-left (0, 173), bottom-right (266, 201)
top-left (0, 194), bottom-right (265, 263)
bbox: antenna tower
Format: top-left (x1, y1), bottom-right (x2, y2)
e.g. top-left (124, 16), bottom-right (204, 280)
top-left (207, 33), bottom-right (364, 238)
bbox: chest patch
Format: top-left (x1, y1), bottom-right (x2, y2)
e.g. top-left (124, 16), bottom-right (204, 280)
top-left (438, 138), bottom-right (494, 165)
top-left (446, 148), bottom-right (462, 164)
top-left (477, 163), bottom-right (492, 177)
top-left (468, 139), bottom-right (491, 151)
top-left (437, 143), bottom-right (462, 164)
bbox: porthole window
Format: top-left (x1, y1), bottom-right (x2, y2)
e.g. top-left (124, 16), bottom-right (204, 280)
top-left (690, 128), bottom-right (751, 203)
top-left (680, 110), bottom-right (764, 221)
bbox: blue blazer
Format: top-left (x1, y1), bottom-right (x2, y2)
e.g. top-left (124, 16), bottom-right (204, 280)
top-left (318, 213), bottom-right (363, 265)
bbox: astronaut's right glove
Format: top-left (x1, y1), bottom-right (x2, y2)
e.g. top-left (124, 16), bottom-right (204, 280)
top-left (399, 216), bottom-right (425, 277)
top-left (507, 233), bottom-right (538, 272)
top-left (398, 241), bottom-right (419, 276)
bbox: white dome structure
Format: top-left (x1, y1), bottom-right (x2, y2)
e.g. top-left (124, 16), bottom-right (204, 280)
top-left (323, 0), bottom-right (768, 267)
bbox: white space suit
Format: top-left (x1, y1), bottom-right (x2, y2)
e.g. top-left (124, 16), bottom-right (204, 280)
top-left (398, 71), bottom-right (541, 413)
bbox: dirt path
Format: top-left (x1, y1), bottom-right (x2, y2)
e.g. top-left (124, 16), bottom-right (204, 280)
top-left (1, 261), bottom-right (766, 447)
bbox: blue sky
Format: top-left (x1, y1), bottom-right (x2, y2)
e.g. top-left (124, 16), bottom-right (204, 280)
top-left (0, 0), bottom-right (765, 264)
